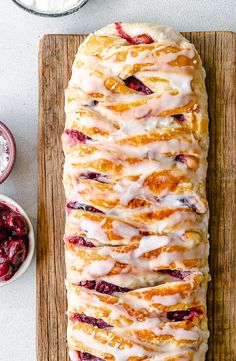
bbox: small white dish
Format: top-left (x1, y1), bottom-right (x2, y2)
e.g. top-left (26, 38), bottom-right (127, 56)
top-left (12, 0), bottom-right (89, 17)
top-left (0, 194), bottom-right (35, 287)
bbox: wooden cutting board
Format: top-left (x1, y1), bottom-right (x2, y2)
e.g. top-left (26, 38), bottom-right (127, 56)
top-left (37, 32), bottom-right (236, 361)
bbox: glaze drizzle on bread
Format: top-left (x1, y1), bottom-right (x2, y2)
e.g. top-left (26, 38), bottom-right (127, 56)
top-left (63, 22), bottom-right (209, 361)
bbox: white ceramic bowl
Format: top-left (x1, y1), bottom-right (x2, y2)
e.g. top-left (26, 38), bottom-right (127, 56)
top-left (0, 194), bottom-right (35, 287)
top-left (12, 0), bottom-right (89, 17)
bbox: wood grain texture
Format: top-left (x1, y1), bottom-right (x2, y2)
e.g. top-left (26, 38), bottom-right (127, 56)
top-left (37, 32), bottom-right (236, 361)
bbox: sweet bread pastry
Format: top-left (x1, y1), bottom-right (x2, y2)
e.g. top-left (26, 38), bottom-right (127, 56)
top-left (63, 22), bottom-right (209, 361)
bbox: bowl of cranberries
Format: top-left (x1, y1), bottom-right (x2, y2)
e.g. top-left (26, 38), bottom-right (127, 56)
top-left (0, 195), bottom-right (35, 286)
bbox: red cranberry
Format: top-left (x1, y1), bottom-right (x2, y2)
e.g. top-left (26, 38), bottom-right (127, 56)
top-left (115, 22), bottom-right (154, 44)
top-left (0, 202), bottom-right (30, 282)
top-left (67, 236), bottom-right (95, 248)
top-left (188, 308), bottom-right (203, 320)
top-left (80, 280), bottom-right (96, 289)
top-left (134, 34), bottom-right (155, 44)
top-left (0, 218), bottom-right (5, 228)
top-left (64, 129), bottom-right (92, 144)
top-left (167, 308), bottom-right (203, 322)
top-left (77, 351), bottom-right (104, 361)
top-left (175, 154), bottom-right (187, 163)
top-left (80, 280), bottom-right (130, 295)
top-left (67, 202), bottom-right (103, 214)
top-left (0, 210), bottom-right (11, 221)
top-left (124, 76), bottom-right (153, 95)
top-left (5, 213), bottom-right (28, 236)
top-left (5, 240), bottom-right (27, 267)
top-left (80, 172), bottom-right (105, 182)
top-left (0, 203), bottom-right (11, 212)
top-left (82, 205), bottom-right (103, 214)
top-left (0, 250), bottom-right (7, 264)
top-left (80, 172), bottom-right (101, 180)
top-left (0, 229), bottom-right (8, 244)
top-left (0, 261), bottom-right (14, 281)
top-left (179, 197), bottom-right (198, 213)
top-left (1, 239), bottom-right (10, 252)
top-left (161, 270), bottom-right (191, 280)
top-left (174, 114), bottom-right (186, 122)
top-left (71, 313), bottom-right (112, 329)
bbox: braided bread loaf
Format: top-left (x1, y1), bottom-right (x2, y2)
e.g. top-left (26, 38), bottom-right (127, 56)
top-left (63, 22), bottom-right (209, 361)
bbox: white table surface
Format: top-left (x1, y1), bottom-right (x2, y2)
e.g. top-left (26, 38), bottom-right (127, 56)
top-left (0, 0), bottom-right (235, 360)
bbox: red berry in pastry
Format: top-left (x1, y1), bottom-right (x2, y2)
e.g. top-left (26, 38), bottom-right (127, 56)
top-left (71, 313), bottom-right (112, 329)
top-left (175, 154), bottom-right (187, 163)
top-left (80, 280), bottom-right (130, 294)
top-left (0, 217), bottom-right (5, 229)
top-left (79, 172), bottom-right (105, 182)
top-left (67, 202), bottom-right (103, 214)
top-left (64, 129), bottom-right (92, 144)
top-left (163, 270), bottom-right (191, 280)
top-left (67, 236), bottom-right (95, 248)
top-left (77, 351), bottom-right (103, 361)
top-left (167, 307), bottom-right (203, 322)
top-left (124, 76), bottom-right (153, 95)
top-left (115, 22), bottom-right (154, 44)
top-left (174, 114), bottom-right (186, 122)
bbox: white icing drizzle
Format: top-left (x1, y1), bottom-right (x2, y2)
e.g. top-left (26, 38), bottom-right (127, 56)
top-left (79, 218), bottom-right (109, 244)
top-left (68, 326), bottom-right (156, 360)
top-left (84, 259), bottom-right (116, 277)
top-left (112, 220), bottom-right (139, 239)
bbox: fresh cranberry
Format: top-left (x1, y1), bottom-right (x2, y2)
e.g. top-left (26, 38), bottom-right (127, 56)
top-left (67, 236), bottom-right (95, 248)
top-left (161, 270), bottom-right (191, 280)
top-left (5, 240), bottom-right (27, 267)
top-left (124, 76), bottom-right (153, 95)
top-left (0, 261), bottom-right (14, 281)
top-left (174, 114), bottom-right (186, 122)
top-left (80, 280), bottom-right (130, 295)
top-left (0, 203), bottom-right (10, 212)
top-left (5, 213), bottom-right (28, 236)
top-left (0, 202), bottom-right (29, 282)
top-left (67, 202), bottom-right (103, 214)
top-left (115, 22), bottom-right (154, 44)
top-left (64, 129), bottom-right (92, 144)
top-left (71, 313), bottom-right (112, 329)
top-left (0, 210), bottom-right (11, 221)
top-left (167, 308), bottom-right (203, 322)
top-left (1, 240), bottom-right (10, 252)
top-left (77, 351), bottom-right (104, 361)
top-left (0, 229), bottom-right (8, 244)
top-left (0, 250), bottom-right (7, 264)
top-left (0, 218), bottom-right (5, 228)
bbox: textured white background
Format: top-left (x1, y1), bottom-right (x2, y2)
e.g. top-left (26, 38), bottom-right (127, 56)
top-left (0, 0), bottom-right (235, 360)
